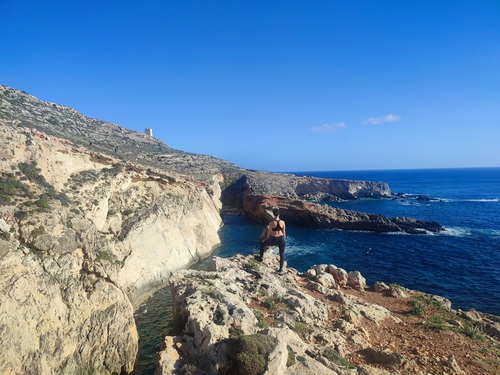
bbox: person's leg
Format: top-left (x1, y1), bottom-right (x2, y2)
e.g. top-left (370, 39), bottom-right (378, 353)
top-left (259, 236), bottom-right (279, 259)
top-left (259, 239), bottom-right (267, 259)
top-left (278, 236), bottom-right (285, 272)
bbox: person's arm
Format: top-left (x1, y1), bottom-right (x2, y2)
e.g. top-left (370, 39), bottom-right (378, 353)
top-left (282, 221), bottom-right (286, 239)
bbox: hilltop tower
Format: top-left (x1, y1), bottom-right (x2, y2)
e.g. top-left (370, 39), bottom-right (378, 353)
top-left (145, 128), bottom-right (153, 137)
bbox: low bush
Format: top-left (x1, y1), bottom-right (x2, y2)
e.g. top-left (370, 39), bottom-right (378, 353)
top-left (225, 334), bottom-right (278, 375)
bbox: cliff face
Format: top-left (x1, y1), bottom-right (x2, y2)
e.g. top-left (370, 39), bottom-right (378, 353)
top-left (0, 123), bottom-right (222, 374)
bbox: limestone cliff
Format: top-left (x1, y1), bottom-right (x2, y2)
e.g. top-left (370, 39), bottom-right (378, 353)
top-left (0, 123), bottom-right (222, 374)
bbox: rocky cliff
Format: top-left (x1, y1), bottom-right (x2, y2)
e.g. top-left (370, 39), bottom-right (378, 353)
top-left (157, 254), bottom-right (500, 375)
top-left (0, 123), bottom-right (222, 374)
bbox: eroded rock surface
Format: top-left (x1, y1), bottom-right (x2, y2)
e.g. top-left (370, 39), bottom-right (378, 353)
top-left (157, 254), bottom-right (500, 375)
top-left (0, 123), bottom-right (222, 374)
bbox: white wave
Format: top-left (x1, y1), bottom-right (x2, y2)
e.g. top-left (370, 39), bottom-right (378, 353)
top-left (399, 201), bottom-right (431, 207)
top-left (463, 198), bottom-right (500, 202)
top-left (439, 226), bottom-right (500, 237)
top-left (439, 227), bottom-right (471, 237)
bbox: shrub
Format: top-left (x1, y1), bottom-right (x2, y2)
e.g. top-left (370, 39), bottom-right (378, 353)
top-left (253, 309), bottom-right (268, 329)
top-left (258, 288), bottom-right (268, 297)
top-left (0, 231), bottom-right (10, 241)
top-left (18, 162), bottom-right (50, 187)
top-left (14, 211), bottom-right (29, 221)
top-left (463, 323), bottom-right (485, 341)
top-left (294, 322), bottom-right (312, 337)
top-left (409, 299), bottom-right (425, 316)
top-left (245, 260), bottom-right (259, 271)
top-left (225, 334), bottom-right (278, 375)
top-left (286, 345), bottom-right (296, 367)
top-left (323, 347), bottom-right (354, 368)
top-left (263, 299), bottom-right (276, 310)
top-left (36, 194), bottom-right (50, 209)
top-left (202, 289), bottom-right (224, 302)
top-left (426, 315), bottom-right (449, 331)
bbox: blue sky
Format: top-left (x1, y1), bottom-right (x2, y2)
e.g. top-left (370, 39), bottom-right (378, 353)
top-left (1, 1), bottom-right (499, 172)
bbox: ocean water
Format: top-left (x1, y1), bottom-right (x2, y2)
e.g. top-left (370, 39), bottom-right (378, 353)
top-left (132, 167), bottom-right (500, 374)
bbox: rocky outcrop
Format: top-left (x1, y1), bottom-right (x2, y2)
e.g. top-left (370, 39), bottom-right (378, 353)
top-left (157, 254), bottom-right (499, 375)
top-left (0, 123), bottom-right (223, 374)
top-left (222, 174), bottom-right (443, 234)
top-left (243, 194), bottom-right (443, 234)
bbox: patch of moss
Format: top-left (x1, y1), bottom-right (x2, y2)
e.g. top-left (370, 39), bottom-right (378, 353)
top-left (225, 334), bottom-right (278, 375)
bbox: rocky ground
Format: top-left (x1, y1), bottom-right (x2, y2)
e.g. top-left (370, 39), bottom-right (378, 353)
top-left (158, 253), bottom-right (500, 375)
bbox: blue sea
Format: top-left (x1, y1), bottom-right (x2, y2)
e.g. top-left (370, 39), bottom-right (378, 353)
top-left (132, 167), bottom-right (500, 374)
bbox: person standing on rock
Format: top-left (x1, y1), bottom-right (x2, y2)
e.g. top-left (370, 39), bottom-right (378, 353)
top-left (256, 208), bottom-right (286, 275)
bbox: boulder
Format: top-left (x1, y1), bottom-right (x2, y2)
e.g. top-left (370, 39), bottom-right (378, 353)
top-left (347, 271), bottom-right (367, 290)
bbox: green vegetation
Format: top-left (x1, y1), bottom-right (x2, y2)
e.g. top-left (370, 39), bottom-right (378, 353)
top-left (463, 323), bottom-right (486, 341)
top-left (293, 322), bottom-right (312, 338)
top-left (296, 355), bottom-right (306, 363)
top-left (425, 315), bottom-right (452, 331)
top-left (253, 309), bottom-right (268, 329)
top-left (0, 175), bottom-right (32, 205)
top-left (409, 299), bottom-right (425, 316)
top-left (263, 299), bottom-right (276, 310)
top-left (389, 283), bottom-right (402, 290)
top-left (0, 230), bottom-right (10, 241)
top-left (323, 347), bottom-right (354, 368)
top-left (31, 226), bottom-right (45, 238)
top-left (229, 325), bottom-right (244, 337)
top-left (258, 288), bottom-right (268, 297)
top-left (179, 353), bottom-right (213, 375)
top-left (35, 193), bottom-right (49, 209)
top-left (96, 250), bottom-right (112, 262)
top-left (287, 289), bottom-right (306, 300)
top-left (69, 170), bottom-right (99, 185)
top-left (225, 334), bottom-right (278, 375)
top-left (244, 260), bottom-right (259, 271)
top-left (286, 345), bottom-right (296, 367)
top-left (18, 162), bottom-right (50, 187)
top-left (202, 289), bottom-right (224, 302)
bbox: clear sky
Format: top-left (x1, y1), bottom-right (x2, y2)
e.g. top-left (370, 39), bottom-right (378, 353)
top-left (1, 1), bottom-right (499, 172)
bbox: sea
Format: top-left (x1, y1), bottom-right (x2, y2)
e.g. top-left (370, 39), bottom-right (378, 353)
top-left (131, 167), bottom-right (500, 374)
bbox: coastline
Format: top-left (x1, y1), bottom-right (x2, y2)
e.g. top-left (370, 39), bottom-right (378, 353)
top-left (152, 253), bottom-right (500, 374)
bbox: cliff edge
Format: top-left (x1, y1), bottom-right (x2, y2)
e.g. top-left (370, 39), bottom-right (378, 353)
top-left (157, 254), bottom-right (500, 374)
